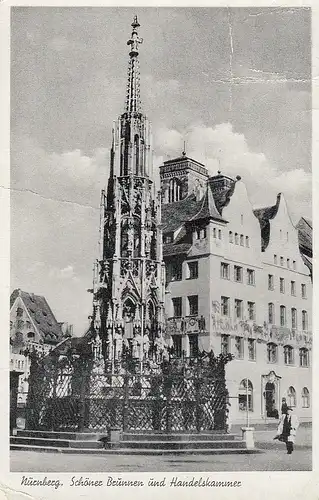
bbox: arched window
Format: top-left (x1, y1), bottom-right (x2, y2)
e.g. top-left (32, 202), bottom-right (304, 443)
top-left (301, 387), bottom-right (310, 408)
top-left (235, 233), bottom-right (239, 245)
top-left (299, 348), bottom-right (309, 367)
top-left (283, 345), bottom-right (294, 365)
top-left (268, 303), bottom-right (275, 324)
top-left (229, 231), bottom-right (233, 243)
top-left (267, 342), bottom-right (277, 363)
top-left (27, 332), bottom-right (35, 339)
top-left (287, 386), bottom-right (296, 407)
top-left (302, 310), bottom-right (308, 331)
top-left (168, 178), bottom-right (181, 203)
top-left (238, 379), bottom-right (253, 411)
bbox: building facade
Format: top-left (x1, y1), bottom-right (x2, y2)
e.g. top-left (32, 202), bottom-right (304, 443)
top-left (161, 166), bottom-right (312, 424)
top-left (85, 17), bottom-right (312, 425)
top-left (10, 289), bottom-right (69, 407)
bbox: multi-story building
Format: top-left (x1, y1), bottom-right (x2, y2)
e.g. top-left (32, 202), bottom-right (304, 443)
top-left (161, 163), bottom-right (312, 424)
top-left (10, 289), bottom-right (69, 408)
top-left (82, 16), bottom-right (311, 426)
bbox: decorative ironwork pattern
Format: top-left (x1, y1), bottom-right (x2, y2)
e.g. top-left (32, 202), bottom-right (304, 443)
top-left (25, 349), bottom-right (232, 433)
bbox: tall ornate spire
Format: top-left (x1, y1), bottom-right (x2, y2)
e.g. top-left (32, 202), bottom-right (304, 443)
top-left (125, 15), bottom-right (143, 114)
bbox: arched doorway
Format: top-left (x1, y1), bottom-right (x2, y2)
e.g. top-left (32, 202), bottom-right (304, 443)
top-left (262, 370), bottom-right (281, 419)
top-left (265, 382), bottom-right (277, 417)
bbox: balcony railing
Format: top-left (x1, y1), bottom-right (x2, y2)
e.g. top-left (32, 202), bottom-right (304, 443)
top-left (166, 316), bottom-right (207, 335)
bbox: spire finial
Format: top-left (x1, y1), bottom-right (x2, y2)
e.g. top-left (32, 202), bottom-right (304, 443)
top-left (182, 140), bottom-right (186, 157)
top-left (125, 16), bottom-right (143, 114)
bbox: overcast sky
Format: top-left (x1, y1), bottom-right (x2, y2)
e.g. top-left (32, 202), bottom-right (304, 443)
top-left (11, 7), bottom-right (311, 335)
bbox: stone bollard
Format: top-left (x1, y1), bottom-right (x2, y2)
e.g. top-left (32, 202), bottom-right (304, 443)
top-left (107, 427), bottom-right (122, 449)
top-left (241, 427), bottom-right (255, 449)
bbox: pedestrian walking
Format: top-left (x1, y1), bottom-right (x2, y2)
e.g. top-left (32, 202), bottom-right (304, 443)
top-left (274, 407), bottom-right (299, 454)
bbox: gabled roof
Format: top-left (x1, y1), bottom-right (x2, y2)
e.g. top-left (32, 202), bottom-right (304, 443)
top-left (189, 186), bottom-right (225, 223)
top-left (163, 243), bottom-right (192, 258)
top-left (161, 194), bottom-right (203, 233)
top-left (10, 289), bottom-right (64, 344)
top-left (297, 217), bottom-right (312, 258)
top-left (253, 194), bottom-right (281, 250)
top-left (210, 179), bottom-right (236, 215)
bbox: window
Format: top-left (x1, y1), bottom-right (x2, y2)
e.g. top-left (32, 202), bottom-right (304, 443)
top-left (240, 234), bottom-right (244, 246)
top-left (26, 320), bottom-right (31, 329)
top-left (235, 336), bottom-right (244, 359)
top-left (188, 334), bottom-right (198, 358)
top-left (195, 229), bottom-right (201, 240)
top-left (163, 233), bottom-right (173, 244)
top-left (213, 228), bottom-right (216, 238)
top-left (248, 339), bottom-right (256, 361)
top-left (27, 331), bottom-right (34, 339)
top-left (245, 236), bottom-right (250, 247)
top-left (221, 334), bottom-right (230, 355)
top-left (280, 305), bottom-right (286, 326)
top-left (229, 231), bottom-right (233, 243)
top-left (247, 269), bottom-right (255, 285)
top-left (16, 307), bottom-right (23, 317)
top-left (268, 303), bottom-right (275, 324)
top-left (172, 297), bottom-right (182, 318)
top-left (235, 299), bottom-right (243, 319)
top-left (301, 284), bottom-right (307, 299)
top-left (218, 229), bottom-right (222, 240)
top-left (238, 379), bottom-right (253, 411)
top-left (188, 295), bottom-right (198, 316)
top-left (284, 345), bottom-right (294, 365)
top-left (168, 261), bottom-right (182, 282)
top-left (267, 343), bottom-right (278, 363)
top-left (301, 387), bottom-right (310, 408)
top-left (291, 308), bottom-right (297, 330)
top-left (234, 266), bottom-right (243, 283)
top-left (302, 310), bottom-right (308, 331)
top-left (221, 296), bottom-right (230, 316)
top-left (291, 281), bottom-right (296, 296)
top-left (299, 348), bottom-right (309, 367)
top-left (241, 214), bottom-right (244, 225)
top-left (168, 178), bottom-right (181, 203)
top-left (268, 274), bottom-right (274, 291)
top-left (187, 261), bottom-right (198, 279)
top-left (287, 386), bottom-right (296, 407)
top-left (280, 256), bottom-right (284, 267)
top-left (274, 254), bottom-right (277, 265)
top-left (221, 262), bottom-right (230, 280)
top-left (201, 228), bottom-right (207, 239)
top-left (247, 301), bottom-right (255, 321)
top-left (292, 260), bottom-right (296, 270)
top-left (235, 233), bottom-right (239, 245)
top-left (287, 258), bottom-right (290, 268)
top-left (280, 278), bottom-right (285, 293)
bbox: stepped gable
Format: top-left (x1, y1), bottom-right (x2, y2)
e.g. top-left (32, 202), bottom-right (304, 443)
top-left (161, 193), bottom-right (202, 234)
top-left (189, 185), bottom-right (225, 223)
top-left (253, 194), bottom-right (281, 251)
top-left (11, 289), bottom-right (63, 344)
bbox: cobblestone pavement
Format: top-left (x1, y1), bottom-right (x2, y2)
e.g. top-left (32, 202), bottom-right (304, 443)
top-left (10, 427), bottom-right (312, 473)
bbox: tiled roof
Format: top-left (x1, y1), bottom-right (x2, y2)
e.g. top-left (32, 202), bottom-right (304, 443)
top-left (301, 254), bottom-right (312, 275)
top-left (189, 186), bottom-right (225, 223)
top-left (212, 181), bottom-right (236, 214)
top-left (297, 217), bottom-right (312, 257)
top-left (163, 243), bottom-right (192, 257)
top-left (10, 289), bottom-right (64, 344)
top-left (253, 194), bottom-right (281, 250)
top-left (161, 194), bottom-right (203, 233)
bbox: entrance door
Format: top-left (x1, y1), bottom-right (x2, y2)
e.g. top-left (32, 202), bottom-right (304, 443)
top-left (265, 382), bottom-right (278, 418)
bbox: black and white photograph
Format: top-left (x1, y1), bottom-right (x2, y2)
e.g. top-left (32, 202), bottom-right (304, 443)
top-left (7, 6), bottom-right (312, 478)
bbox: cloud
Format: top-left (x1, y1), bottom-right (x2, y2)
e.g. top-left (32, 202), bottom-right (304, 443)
top-left (48, 265), bottom-right (78, 281)
top-left (153, 122), bottom-right (311, 222)
top-left (11, 136), bottom-right (110, 207)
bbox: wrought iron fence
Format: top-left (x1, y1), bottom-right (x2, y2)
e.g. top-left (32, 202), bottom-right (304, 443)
top-left (25, 348), bottom-right (232, 433)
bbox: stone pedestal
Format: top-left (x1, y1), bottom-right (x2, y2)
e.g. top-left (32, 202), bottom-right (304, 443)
top-left (241, 427), bottom-right (255, 449)
top-left (107, 427), bottom-right (122, 448)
